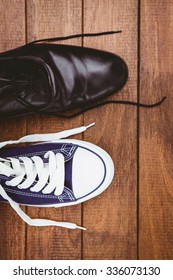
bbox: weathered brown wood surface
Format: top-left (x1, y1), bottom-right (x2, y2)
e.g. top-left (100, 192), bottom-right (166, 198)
top-left (0, 0), bottom-right (172, 260)
top-left (139, 0), bottom-right (173, 259)
top-left (82, 0), bottom-right (137, 260)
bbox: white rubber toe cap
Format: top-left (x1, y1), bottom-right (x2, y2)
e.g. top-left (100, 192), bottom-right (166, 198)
top-left (72, 143), bottom-right (114, 201)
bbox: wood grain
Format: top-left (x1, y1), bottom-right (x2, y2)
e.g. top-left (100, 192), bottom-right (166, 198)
top-left (0, 0), bottom-right (26, 260)
top-left (139, 0), bottom-right (173, 259)
top-left (82, 0), bottom-right (138, 259)
top-left (25, 0), bottom-right (83, 260)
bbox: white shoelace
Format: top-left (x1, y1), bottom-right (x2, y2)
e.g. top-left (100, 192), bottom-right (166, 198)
top-left (2, 151), bottom-right (65, 195)
top-left (0, 122), bottom-right (95, 230)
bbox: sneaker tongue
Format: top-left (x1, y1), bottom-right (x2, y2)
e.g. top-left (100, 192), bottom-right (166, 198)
top-left (0, 158), bottom-right (76, 206)
top-left (0, 143), bottom-right (77, 194)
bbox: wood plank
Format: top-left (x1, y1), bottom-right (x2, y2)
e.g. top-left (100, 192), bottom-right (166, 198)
top-left (82, 0), bottom-right (138, 259)
top-left (139, 0), bottom-right (173, 259)
top-left (25, 0), bottom-right (83, 260)
top-left (0, 0), bottom-right (26, 259)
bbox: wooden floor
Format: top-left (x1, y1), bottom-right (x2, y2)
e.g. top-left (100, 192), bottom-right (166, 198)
top-left (0, 0), bottom-right (173, 260)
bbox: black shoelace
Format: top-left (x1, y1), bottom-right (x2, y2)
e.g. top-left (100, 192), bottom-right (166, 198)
top-left (43, 97), bottom-right (166, 118)
top-left (18, 31), bottom-right (166, 117)
top-left (26, 30), bottom-right (122, 46)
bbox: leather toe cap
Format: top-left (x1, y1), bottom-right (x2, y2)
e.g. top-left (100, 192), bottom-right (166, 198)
top-left (84, 50), bottom-right (128, 101)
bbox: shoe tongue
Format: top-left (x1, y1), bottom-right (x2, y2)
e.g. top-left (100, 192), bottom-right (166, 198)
top-left (14, 61), bottom-right (52, 109)
top-left (0, 58), bottom-right (52, 116)
top-left (0, 143), bottom-right (77, 193)
top-left (0, 150), bottom-right (76, 205)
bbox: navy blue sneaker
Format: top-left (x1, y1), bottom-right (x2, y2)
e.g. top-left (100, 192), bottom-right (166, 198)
top-left (0, 123), bottom-right (114, 230)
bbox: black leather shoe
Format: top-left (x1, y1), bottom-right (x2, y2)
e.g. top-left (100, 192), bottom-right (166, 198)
top-left (0, 31), bottom-right (128, 119)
